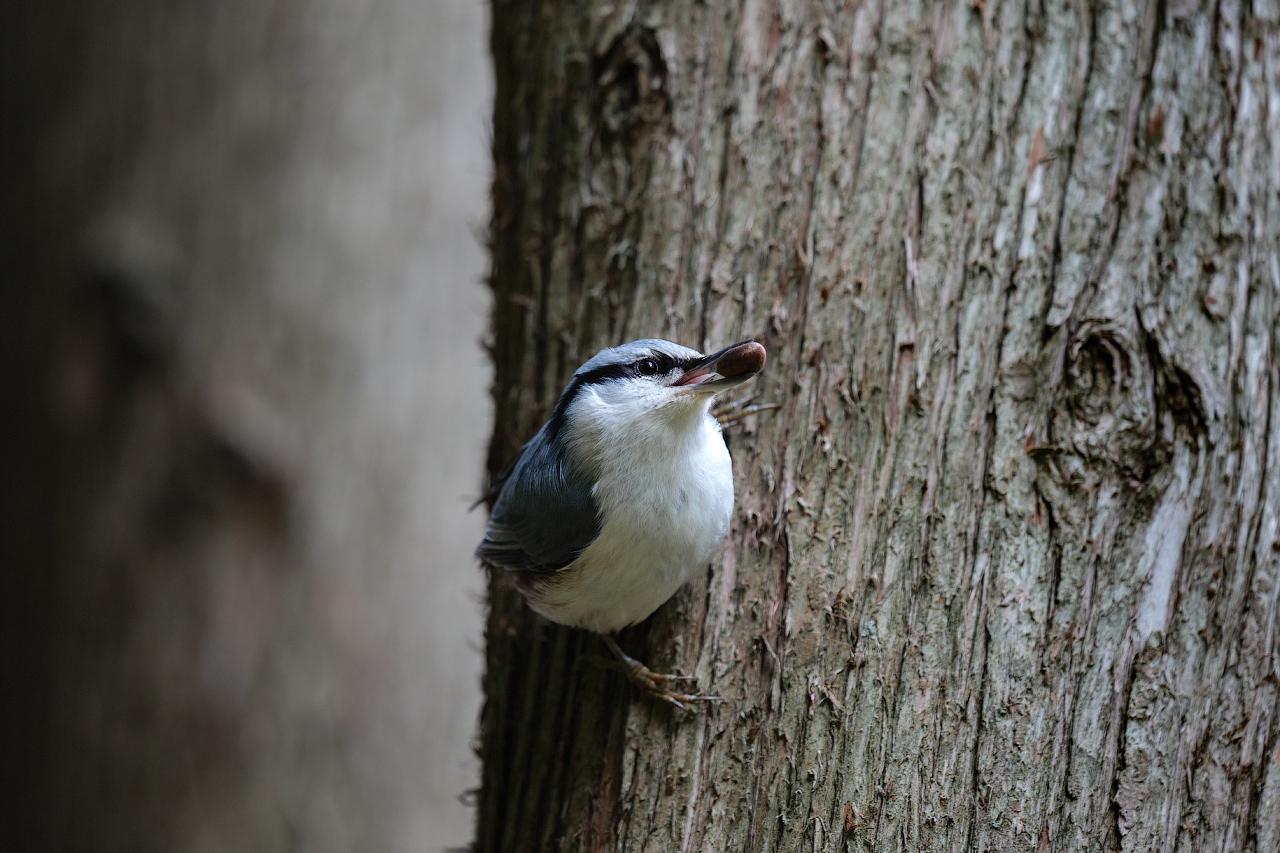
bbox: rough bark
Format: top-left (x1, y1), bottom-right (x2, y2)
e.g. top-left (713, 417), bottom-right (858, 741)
top-left (479, 1), bottom-right (1280, 851)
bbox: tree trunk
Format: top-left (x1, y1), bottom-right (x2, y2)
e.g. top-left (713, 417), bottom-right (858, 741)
top-left (479, 1), bottom-right (1280, 851)
top-left (2, 2), bottom-right (489, 849)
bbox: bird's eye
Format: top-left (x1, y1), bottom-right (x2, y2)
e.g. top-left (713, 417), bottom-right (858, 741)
top-left (636, 358), bottom-right (659, 376)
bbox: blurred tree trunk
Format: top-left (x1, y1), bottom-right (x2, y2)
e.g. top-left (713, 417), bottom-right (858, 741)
top-left (1, 1), bottom-right (489, 850)
top-left (480, 1), bottom-right (1280, 851)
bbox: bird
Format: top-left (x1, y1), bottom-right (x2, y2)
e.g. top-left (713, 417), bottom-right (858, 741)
top-left (477, 338), bottom-right (767, 709)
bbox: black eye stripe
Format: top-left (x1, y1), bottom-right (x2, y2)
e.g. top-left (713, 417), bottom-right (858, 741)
top-left (634, 353), bottom-right (678, 375)
top-left (545, 351), bottom-right (705, 440)
top-left (577, 354), bottom-right (682, 384)
top-left (575, 364), bottom-right (634, 386)
top-left (571, 352), bottom-right (709, 392)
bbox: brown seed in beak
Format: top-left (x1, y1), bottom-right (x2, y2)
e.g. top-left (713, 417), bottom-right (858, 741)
top-left (716, 341), bottom-right (766, 378)
top-left (672, 340), bottom-right (767, 387)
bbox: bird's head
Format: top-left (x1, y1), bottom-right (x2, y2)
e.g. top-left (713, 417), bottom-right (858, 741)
top-left (554, 339), bottom-right (766, 445)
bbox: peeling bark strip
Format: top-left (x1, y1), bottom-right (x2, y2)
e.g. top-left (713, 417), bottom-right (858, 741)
top-left (481, 0), bottom-right (1280, 851)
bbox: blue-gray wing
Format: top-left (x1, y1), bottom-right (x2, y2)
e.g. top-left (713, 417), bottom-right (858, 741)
top-left (476, 426), bottom-right (600, 574)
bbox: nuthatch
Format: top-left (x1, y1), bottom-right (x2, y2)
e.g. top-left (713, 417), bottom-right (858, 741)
top-left (478, 339), bottom-right (767, 708)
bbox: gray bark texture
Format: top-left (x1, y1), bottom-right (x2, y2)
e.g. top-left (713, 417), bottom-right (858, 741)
top-left (479, 1), bottom-right (1280, 851)
top-left (2, 1), bottom-right (490, 849)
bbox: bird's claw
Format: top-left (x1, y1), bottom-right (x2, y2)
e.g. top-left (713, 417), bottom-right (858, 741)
top-left (714, 399), bottom-right (780, 427)
top-left (619, 661), bottom-right (720, 711)
top-left (654, 673), bottom-right (701, 683)
top-left (597, 638), bottom-right (720, 712)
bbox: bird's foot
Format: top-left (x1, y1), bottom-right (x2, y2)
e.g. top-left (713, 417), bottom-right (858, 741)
top-left (599, 636), bottom-right (720, 712)
top-left (713, 393), bottom-right (780, 427)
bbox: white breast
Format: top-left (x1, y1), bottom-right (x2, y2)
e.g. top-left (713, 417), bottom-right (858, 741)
top-left (524, 390), bottom-right (734, 634)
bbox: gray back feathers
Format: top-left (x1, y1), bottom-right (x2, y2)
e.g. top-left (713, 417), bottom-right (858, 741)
top-left (476, 420), bottom-right (599, 574)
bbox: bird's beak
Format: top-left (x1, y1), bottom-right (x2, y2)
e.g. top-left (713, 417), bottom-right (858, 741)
top-left (672, 340), bottom-right (767, 392)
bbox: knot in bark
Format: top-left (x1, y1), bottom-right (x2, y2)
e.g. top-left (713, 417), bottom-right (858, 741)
top-left (592, 24), bottom-right (669, 141)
